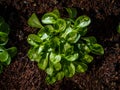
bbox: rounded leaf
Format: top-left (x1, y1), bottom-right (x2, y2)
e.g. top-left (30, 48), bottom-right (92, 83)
top-left (68, 63), bottom-right (75, 77)
top-left (56, 71), bottom-right (64, 80)
top-left (46, 76), bottom-right (56, 84)
top-left (42, 13), bottom-right (58, 24)
top-left (81, 54), bottom-right (93, 63)
top-left (67, 31), bottom-right (80, 43)
top-left (75, 15), bottom-right (91, 28)
top-left (54, 19), bottom-right (66, 32)
top-left (54, 62), bottom-right (61, 71)
top-left (38, 53), bottom-right (48, 70)
top-left (76, 62), bottom-right (88, 73)
top-left (65, 53), bottom-right (79, 61)
top-left (49, 52), bottom-right (61, 64)
top-left (27, 34), bottom-right (42, 47)
top-left (0, 47), bottom-right (9, 62)
top-left (0, 32), bottom-right (8, 45)
top-left (90, 43), bottom-right (104, 55)
top-left (46, 67), bottom-right (54, 76)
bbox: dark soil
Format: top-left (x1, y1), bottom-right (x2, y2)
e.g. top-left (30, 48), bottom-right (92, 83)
top-left (0, 0), bottom-right (120, 90)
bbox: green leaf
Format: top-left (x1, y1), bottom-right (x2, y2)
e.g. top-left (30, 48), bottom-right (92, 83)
top-left (7, 47), bottom-right (17, 58)
top-left (90, 43), bottom-right (104, 55)
top-left (38, 53), bottom-right (49, 70)
top-left (82, 36), bottom-right (97, 44)
top-left (75, 15), bottom-right (91, 28)
top-left (3, 55), bottom-right (11, 65)
top-left (66, 8), bottom-right (77, 18)
top-left (27, 47), bottom-right (43, 62)
top-left (61, 27), bottom-right (72, 38)
top-left (38, 25), bottom-right (54, 36)
top-left (46, 66), bottom-right (54, 75)
top-left (52, 9), bottom-right (60, 17)
top-left (54, 19), bottom-right (66, 32)
top-left (76, 27), bottom-right (88, 36)
top-left (0, 32), bottom-right (8, 45)
top-left (65, 53), bottom-right (79, 61)
top-left (63, 43), bottom-right (74, 54)
top-left (54, 62), bottom-right (61, 71)
top-left (0, 47), bottom-right (9, 62)
top-left (81, 54), bottom-right (93, 63)
top-left (66, 31), bottom-right (80, 43)
top-left (46, 76), bottom-right (56, 84)
top-left (76, 62), bottom-right (88, 73)
top-left (42, 13), bottom-right (58, 24)
top-left (27, 34), bottom-right (42, 47)
top-left (56, 71), bottom-right (64, 80)
top-left (68, 63), bottom-right (75, 77)
top-left (49, 52), bottom-right (61, 64)
top-left (28, 13), bottom-right (43, 28)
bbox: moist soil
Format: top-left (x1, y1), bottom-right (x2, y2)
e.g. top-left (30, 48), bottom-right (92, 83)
top-left (0, 0), bottom-right (120, 90)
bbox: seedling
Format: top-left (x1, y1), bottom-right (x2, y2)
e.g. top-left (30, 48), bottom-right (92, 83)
top-left (0, 16), bottom-right (17, 73)
top-left (27, 8), bottom-right (104, 84)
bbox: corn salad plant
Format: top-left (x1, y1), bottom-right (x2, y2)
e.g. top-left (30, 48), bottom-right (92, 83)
top-left (27, 8), bottom-right (104, 84)
top-left (0, 16), bottom-right (17, 73)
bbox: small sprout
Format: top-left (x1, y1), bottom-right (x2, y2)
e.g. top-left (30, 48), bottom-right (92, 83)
top-left (27, 8), bottom-right (104, 84)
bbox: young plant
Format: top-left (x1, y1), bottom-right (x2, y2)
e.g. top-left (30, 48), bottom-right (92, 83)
top-left (27, 8), bottom-right (104, 84)
top-left (0, 16), bottom-right (17, 73)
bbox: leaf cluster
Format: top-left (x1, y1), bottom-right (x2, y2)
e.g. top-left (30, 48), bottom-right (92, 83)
top-left (27, 8), bottom-right (104, 84)
top-left (0, 16), bottom-right (17, 73)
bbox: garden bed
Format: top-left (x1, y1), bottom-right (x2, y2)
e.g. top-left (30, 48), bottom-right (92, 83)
top-left (0, 0), bottom-right (120, 90)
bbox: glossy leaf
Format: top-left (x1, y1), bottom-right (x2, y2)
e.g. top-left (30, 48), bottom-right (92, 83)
top-left (38, 53), bottom-right (49, 70)
top-left (54, 19), bottom-right (66, 32)
top-left (46, 67), bottom-right (54, 75)
top-left (28, 13), bottom-right (43, 28)
top-left (49, 52), bottom-right (61, 64)
top-left (27, 34), bottom-right (41, 47)
top-left (46, 76), bottom-right (56, 84)
top-left (90, 43), bottom-right (104, 55)
top-left (68, 63), bottom-right (75, 77)
top-left (66, 31), bottom-right (80, 43)
top-left (0, 47), bottom-right (9, 62)
top-left (56, 71), bottom-right (64, 80)
top-left (27, 47), bottom-right (43, 62)
top-left (75, 15), bottom-right (91, 28)
top-left (76, 62), bottom-right (88, 73)
top-left (81, 54), bottom-right (93, 63)
top-left (42, 13), bottom-right (58, 24)
top-left (0, 32), bottom-right (8, 45)
top-left (65, 53), bottom-right (79, 61)
top-left (54, 62), bottom-right (61, 71)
